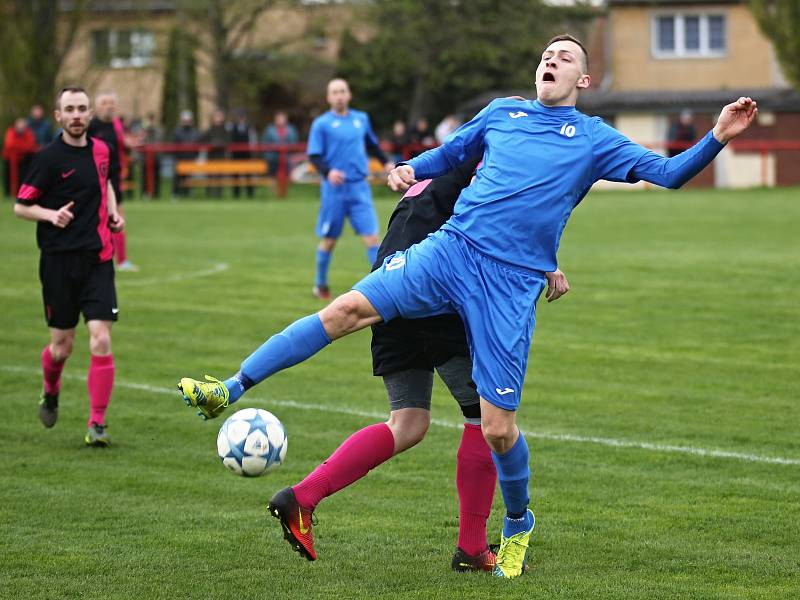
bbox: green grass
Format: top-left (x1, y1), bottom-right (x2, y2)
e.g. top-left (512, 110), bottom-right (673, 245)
top-left (1, 185), bottom-right (799, 599)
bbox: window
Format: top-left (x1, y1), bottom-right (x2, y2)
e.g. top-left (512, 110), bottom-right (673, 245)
top-left (652, 13), bottom-right (727, 58)
top-left (91, 29), bottom-right (155, 68)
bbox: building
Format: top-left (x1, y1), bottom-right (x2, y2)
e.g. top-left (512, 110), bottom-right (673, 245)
top-left (56, 0), bottom-right (361, 130)
top-left (463, 0), bottom-right (800, 188)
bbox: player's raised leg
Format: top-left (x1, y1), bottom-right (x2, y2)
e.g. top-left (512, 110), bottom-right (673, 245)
top-left (178, 290), bottom-right (383, 418)
top-left (269, 394), bottom-right (430, 561)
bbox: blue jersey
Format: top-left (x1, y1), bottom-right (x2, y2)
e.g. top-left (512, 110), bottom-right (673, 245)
top-left (307, 109), bottom-right (380, 181)
top-left (408, 99), bottom-right (655, 272)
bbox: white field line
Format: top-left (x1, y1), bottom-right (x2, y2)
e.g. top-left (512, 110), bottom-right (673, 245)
top-left (3, 365), bottom-right (798, 467)
top-left (116, 263), bottom-right (229, 287)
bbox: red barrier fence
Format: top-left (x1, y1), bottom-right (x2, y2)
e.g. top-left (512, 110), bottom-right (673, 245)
top-left (4, 139), bottom-right (800, 198)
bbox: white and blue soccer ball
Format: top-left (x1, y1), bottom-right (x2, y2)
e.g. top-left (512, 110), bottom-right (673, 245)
top-left (216, 408), bottom-right (287, 477)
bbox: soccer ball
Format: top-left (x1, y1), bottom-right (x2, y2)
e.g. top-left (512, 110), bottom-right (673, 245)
top-left (216, 408), bottom-right (287, 477)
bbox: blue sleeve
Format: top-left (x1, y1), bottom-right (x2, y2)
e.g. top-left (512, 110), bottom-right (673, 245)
top-left (363, 113), bottom-right (380, 148)
top-left (591, 119), bottom-right (652, 183)
top-left (406, 102), bottom-right (492, 179)
top-left (363, 113), bottom-right (388, 164)
top-left (307, 118), bottom-right (325, 158)
top-left (629, 130), bottom-right (725, 189)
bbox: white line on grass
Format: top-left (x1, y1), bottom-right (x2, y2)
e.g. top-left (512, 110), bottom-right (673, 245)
top-left (116, 262), bottom-right (229, 287)
top-left (4, 365), bottom-right (798, 467)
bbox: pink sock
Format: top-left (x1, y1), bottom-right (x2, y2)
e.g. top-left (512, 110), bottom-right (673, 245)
top-left (41, 345), bottom-right (66, 395)
top-left (87, 354), bottom-right (114, 426)
top-left (293, 423), bottom-right (395, 510)
top-left (456, 423), bottom-right (497, 556)
top-left (112, 231), bottom-right (127, 264)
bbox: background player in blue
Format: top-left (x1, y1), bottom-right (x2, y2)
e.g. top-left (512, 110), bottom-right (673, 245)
top-left (307, 78), bottom-right (392, 300)
top-left (178, 35), bottom-right (758, 578)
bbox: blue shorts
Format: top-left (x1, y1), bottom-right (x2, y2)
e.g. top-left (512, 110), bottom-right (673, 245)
top-left (316, 179), bottom-right (378, 239)
top-left (353, 229), bottom-right (546, 411)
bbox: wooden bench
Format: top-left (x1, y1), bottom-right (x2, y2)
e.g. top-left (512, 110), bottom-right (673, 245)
top-left (175, 159), bottom-right (271, 188)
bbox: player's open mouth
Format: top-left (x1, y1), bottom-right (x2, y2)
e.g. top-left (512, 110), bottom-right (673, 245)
top-left (542, 72), bottom-right (556, 83)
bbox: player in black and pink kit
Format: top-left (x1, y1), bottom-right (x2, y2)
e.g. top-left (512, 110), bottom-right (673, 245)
top-left (88, 91), bottom-right (138, 272)
top-left (14, 85), bottom-right (125, 446)
top-left (265, 155), bottom-right (569, 570)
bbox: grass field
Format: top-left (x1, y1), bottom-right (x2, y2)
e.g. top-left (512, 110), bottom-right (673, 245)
top-left (1, 185), bottom-right (799, 600)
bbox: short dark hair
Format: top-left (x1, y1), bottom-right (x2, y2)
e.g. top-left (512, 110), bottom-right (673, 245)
top-left (55, 85), bottom-right (88, 109)
top-left (546, 34), bottom-right (589, 72)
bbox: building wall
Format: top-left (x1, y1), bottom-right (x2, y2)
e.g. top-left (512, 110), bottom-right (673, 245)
top-left (609, 4), bottom-right (786, 92)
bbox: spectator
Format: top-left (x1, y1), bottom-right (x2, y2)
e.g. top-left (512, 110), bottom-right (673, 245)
top-left (409, 117), bottom-right (434, 146)
top-left (262, 111), bottom-right (299, 177)
top-left (3, 117), bottom-right (37, 196)
top-left (388, 119), bottom-right (409, 162)
top-left (230, 110), bottom-right (257, 198)
top-left (172, 110), bottom-right (200, 198)
top-left (435, 114), bottom-right (461, 145)
top-left (28, 104), bottom-right (54, 146)
top-left (667, 109), bottom-right (697, 158)
top-left (202, 109), bottom-right (231, 197)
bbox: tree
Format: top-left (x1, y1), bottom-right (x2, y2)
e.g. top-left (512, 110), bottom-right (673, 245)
top-left (750, 0), bottom-right (800, 89)
top-left (161, 25), bottom-right (199, 132)
top-left (0, 0), bottom-right (86, 124)
top-left (336, 0), bottom-right (596, 131)
top-left (180, 0), bottom-right (298, 112)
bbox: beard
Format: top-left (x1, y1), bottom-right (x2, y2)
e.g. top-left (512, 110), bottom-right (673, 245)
top-left (62, 121), bottom-right (87, 140)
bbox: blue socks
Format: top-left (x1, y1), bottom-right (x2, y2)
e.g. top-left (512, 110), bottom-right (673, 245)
top-left (315, 248), bottom-right (332, 286)
top-left (367, 245), bottom-right (379, 266)
top-left (491, 432), bottom-right (532, 537)
top-left (223, 372), bottom-right (254, 403)
top-left (226, 314), bottom-right (332, 401)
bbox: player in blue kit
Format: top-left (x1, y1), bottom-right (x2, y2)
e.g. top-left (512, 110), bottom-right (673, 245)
top-left (179, 35), bottom-right (757, 577)
top-left (307, 78), bottom-right (392, 300)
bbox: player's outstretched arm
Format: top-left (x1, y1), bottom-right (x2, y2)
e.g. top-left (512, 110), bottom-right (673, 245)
top-left (712, 97), bottom-right (758, 144)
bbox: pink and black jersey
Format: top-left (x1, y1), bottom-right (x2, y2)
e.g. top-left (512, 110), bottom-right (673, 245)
top-left (17, 135), bottom-right (113, 261)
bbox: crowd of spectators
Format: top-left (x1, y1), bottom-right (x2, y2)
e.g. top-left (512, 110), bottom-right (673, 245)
top-left (3, 102), bottom-right (455, 198)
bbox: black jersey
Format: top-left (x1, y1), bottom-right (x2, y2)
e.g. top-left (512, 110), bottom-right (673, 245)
top-left (17, 135), bottom-right (114, 261)
top-left (87, 117), bottom-right (122, 194)
top-left (372, 155), bottom-right (481, 268)
top-left (369, 156), bottom-right (481, 376)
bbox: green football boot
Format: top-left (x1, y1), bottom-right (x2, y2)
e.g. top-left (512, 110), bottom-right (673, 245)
top-left (493, 510), bottom-right (535, 579)
top-left (85, 422), bottom-right (111, 447)
top-left (178, 375), bottom-right (230, 420)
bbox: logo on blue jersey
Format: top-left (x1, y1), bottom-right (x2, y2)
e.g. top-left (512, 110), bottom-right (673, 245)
top-left (385, 255), bottom-right (406, 271)
top-left (508, 111), bottom-right (528, 119)
top-left (559, 123), bottom-right (576, 138)
top-left (495, 387), bottom-right (515, 395)
top-left (332, 120), bottom-right (341, 128)
top-left (353, 118), bottom-right (362, 129)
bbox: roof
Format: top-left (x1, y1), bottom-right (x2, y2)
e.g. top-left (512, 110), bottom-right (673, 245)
top-left (457, 87), bottom-right (800, 118)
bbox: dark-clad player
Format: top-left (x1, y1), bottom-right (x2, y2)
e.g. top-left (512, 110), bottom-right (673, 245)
top-left (15, 85), bottom-right (125, 446)
top-left (89, 91), bottom-right (138, 272)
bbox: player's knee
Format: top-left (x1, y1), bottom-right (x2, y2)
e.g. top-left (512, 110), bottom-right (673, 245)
top-left (481, 419), bottom-right (516, 449)
top-left (387, 410), bottom-right (430, 452)
top-left (320, 292), bottom-right (370, 337)
top-left (89, 330), bottom-right (112, 355)
top-left (319, 238), bottom-right (336, 252)
top-left (51, 339), bottom-right (74, 361)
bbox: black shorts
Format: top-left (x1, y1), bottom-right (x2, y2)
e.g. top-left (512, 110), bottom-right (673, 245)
top-left (371, 313), bottom-right (469, 376)
top-left (39, 251), bottom-right (118, 329)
